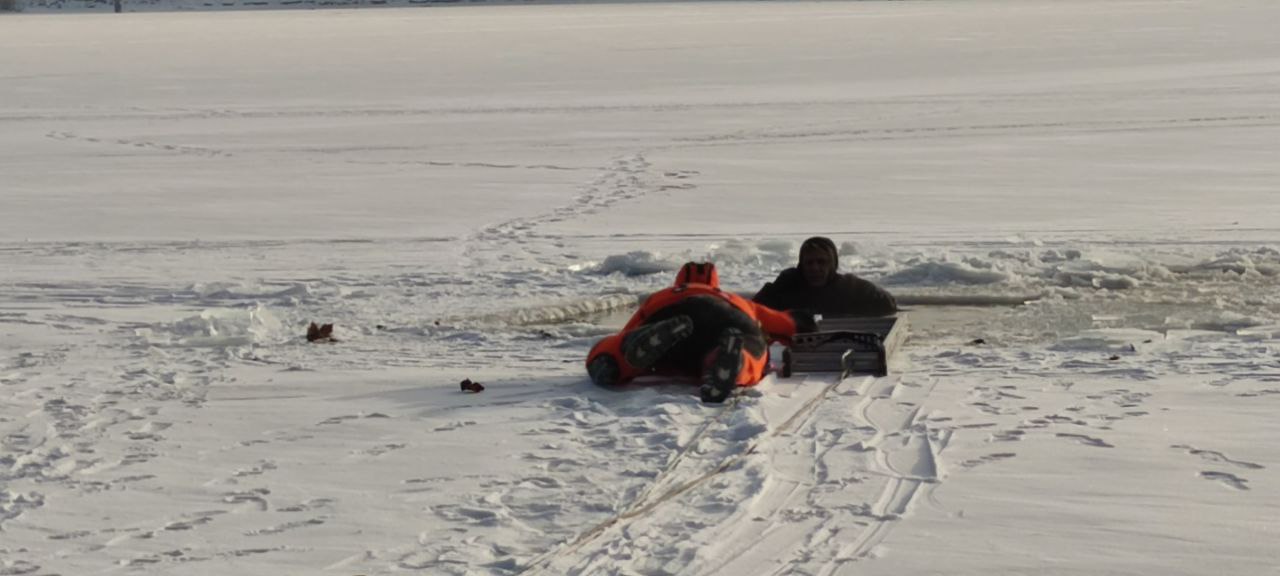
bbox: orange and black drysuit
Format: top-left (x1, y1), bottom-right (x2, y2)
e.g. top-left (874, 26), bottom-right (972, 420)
top-left (586, 262), bottom-right (803, 388)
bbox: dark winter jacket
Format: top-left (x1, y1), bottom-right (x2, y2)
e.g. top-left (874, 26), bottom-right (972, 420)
top-left (753, 237), bottom-right (897, 318)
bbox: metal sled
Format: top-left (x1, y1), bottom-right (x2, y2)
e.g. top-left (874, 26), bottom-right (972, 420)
top-left (780, 315), bottom-right (909, 378)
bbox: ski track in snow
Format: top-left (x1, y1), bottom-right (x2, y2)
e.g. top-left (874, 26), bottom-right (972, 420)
top-left (45, 129), bottom-right (234, 158)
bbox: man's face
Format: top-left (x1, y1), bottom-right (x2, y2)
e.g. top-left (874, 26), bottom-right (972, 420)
top-left (800, 247), bottom-right (833, 288)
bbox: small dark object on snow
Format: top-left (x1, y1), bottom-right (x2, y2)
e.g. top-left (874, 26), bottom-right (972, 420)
top-left (969, 338), bottom-right (986, 345)
top-left (460, 378), bottom-right (485, 393)
top-left (307, 322), bottom-right (336, 343)
top-left (1108, 354), bottom-right (1121, 361)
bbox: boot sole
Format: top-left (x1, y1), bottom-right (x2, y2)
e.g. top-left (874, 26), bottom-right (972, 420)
top-left (700, 332), bottom-right (743, 403)
top-left (623, 315), bottom-right (694, 369)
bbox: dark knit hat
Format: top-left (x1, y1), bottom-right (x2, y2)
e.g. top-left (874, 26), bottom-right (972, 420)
top-left (798, 236), bottom-right (839, 271)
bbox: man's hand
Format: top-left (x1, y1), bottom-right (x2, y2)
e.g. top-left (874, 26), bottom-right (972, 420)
top-left (789, 309), bottom-right (819, 334)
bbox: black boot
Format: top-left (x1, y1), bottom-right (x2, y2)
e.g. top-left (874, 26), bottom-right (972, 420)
top-left (700, 329), bottom-right (743, 404)
top-left (622, 315), bottom-right (694, 370)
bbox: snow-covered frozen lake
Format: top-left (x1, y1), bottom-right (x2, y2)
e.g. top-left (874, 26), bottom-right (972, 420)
top-left (3, 1), bottom-right (1279, 574)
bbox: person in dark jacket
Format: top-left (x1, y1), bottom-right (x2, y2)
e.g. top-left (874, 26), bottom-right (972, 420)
top-left (753, 236), bottom-right (897, 318)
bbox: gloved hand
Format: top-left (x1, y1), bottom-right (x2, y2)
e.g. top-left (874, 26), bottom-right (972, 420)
top-left (789, 309), bottom-right (819, 334)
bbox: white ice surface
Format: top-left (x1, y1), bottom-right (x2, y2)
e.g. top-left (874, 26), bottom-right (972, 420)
top-left (3, 1), bottom-right (1279, 574)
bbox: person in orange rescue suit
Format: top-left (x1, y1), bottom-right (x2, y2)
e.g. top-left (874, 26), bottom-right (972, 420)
top-left (586, 262), bottom-right (817, 403)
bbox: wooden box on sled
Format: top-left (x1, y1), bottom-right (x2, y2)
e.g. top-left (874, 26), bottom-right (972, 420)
top-left (780, 315), bottom-right (909, 378)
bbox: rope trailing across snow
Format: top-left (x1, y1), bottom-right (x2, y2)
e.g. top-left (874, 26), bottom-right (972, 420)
top-left (521, 372), bottom-right (858, 575)
top-left (894, 292), bottom-right (1043, 307)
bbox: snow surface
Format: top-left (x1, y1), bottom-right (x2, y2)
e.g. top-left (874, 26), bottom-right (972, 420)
top-left (3, 1), bottom-right (1280, 574)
